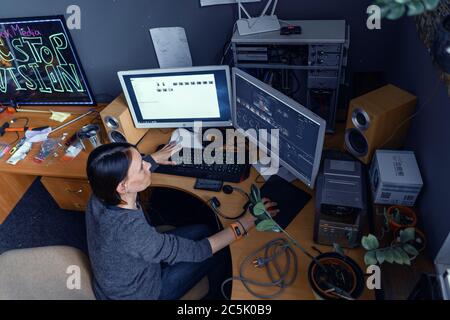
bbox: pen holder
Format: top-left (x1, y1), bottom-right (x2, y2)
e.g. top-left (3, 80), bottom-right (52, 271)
top-left (77, 124), bottom-right (102, 153)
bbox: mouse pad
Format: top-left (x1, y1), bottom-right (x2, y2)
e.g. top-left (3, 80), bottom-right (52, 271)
top-left (259, 175), bottom-right (312, 230)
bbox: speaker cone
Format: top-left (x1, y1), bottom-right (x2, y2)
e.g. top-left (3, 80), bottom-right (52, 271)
top-left (108, 130), bottom-right (127, 143)
top-left (351, 108), bottom-right (370, 131)
top-left (345, 128), bottom-right (369, 157)
top-left (104, 116), bottom-right (119, 130)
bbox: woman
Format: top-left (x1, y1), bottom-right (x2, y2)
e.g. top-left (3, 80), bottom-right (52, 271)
top-left (85, 142), bottom-right (278, 300)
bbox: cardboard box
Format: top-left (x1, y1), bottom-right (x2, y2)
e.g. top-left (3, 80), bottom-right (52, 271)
top-left (369, 150), bottom-right (423, 206)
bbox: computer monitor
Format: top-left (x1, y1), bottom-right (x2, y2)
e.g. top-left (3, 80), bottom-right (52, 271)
top-left (233, 68), bottom-right (326, 189)
top-left (118, 66), bottom-right (233, 129)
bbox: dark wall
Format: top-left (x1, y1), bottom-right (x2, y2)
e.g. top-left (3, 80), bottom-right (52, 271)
top-left (0, 0), bottom-right (236, 101)
top-left (241, 0), bottom-right (399, 74)
top-left (1, 0), bottom-right (396, 102)
top-left (387, 18), bottom-right (450, 258)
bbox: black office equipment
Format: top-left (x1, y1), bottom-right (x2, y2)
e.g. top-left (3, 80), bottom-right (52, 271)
top-left (0, 16), bottom-right (95, 106)
top-left (314, 152), bottom-right (368, 248)
top-left (280, 25), bottom-right (302, 35)
top-left (154, 148), bottom-right (251, 183)
top-left (260, 175), bottom-right (311, 230)
top-left (194, 178), bottom-right (223, 192)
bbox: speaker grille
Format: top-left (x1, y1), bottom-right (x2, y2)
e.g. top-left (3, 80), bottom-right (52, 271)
top-left (351, 108), bottom-right (370, 131)
top-left (104, 116), bottom-right (119, 130)
top-left (345, 129), bottom-right (369, 157)
top-left (108, 130), bottom-right (127, 143)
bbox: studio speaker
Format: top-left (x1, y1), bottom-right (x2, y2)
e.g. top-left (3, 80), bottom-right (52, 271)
top-left (344, 84), bottom-right (417, 164)
top-left (100, 94), bottom-right (148, 144)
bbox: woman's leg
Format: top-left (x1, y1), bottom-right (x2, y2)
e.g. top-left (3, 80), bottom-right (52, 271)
top-left (158, 224), bottom-right (221, 300)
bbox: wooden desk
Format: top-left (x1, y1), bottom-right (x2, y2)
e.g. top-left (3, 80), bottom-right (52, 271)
top-left (0, 118), bottom-right (374, 300)
top-left (137, 126), bottom-right (374, 300)
top-left (0, 106), bottom-right (104, 222)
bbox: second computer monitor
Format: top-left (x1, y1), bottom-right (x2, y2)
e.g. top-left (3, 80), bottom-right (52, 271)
top-left (118, 66), bottom-right (233, 128)
top-left (233, 68), bottom-right (326, 189)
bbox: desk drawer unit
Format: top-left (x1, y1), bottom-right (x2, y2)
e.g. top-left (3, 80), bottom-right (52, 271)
top-left (41, 177), bottom-right (91, 211)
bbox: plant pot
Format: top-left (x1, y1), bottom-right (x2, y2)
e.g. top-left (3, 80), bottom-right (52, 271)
top-left (307, 252), bottom-right (365, 300)
top-left (393, 227), bottom-right (427, 254)
top-left (386, 206), bottom-right (417, 233)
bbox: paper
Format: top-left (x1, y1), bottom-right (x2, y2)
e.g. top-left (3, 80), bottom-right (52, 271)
top-left (25, 127), bottom-right (52, 143)
top-left (200, 0), bottom-right (260, 6)
top-left (50, 110), bottom-right (71, 122)
top-left (150, 27), bottom-right (192, 69)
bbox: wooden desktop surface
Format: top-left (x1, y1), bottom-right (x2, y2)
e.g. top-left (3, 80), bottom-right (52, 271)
top-left (137, 126), bottom-right (374, 300)
top-left (0, 112), bottom-right (374, 300)
top-left (0, 106), bottom-right (103, 179)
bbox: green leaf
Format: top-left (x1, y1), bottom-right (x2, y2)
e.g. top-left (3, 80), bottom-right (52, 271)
top-left (403, 243), bottom-right (419, 256)
top-left (394, 0), bottom-right (410, 4)
top-left (384, 248), bottom-right (395, 263)
top-left (406, 0), bottom-right (426, 16)
top-left (362, 234), bottom-right (380, 250)
top-left (364, 251), bottom-right (378, 266)
top-left (422, 0), bottom-right (440, 10)
top-left (398, 248), bottom-right (412, 266)
top-left (252, 202), bottom-right (267, 217)
top-left (256, 219), bottom-right (280, 232)
top-left (386, 3), bottom-right (407, 19)
top-left (400, 227), bottom-right (416, 243)
top-left (376, 249), bottom-right (386, 264)
top-left (393, 247), bottom-right (405, 265)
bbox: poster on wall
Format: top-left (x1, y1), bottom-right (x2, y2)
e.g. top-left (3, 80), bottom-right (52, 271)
top-left (0, 15), bottom-right (95, 106)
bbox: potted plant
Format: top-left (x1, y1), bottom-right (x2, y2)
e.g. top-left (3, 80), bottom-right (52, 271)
top-left (393, 227), bottom-right (427, 254)
top-left (249, 185), bottom-right (365, 300)
top-left (371, 0), bottom-right (441, 20)
top-left (386, 206), bottom-right (417, 233)
top-left (361, 227), bottom-right (421, 266)
top-left (307, 245), bottom-right (365, 300)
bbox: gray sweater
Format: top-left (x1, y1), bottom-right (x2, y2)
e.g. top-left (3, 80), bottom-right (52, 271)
top-left (85, 196), bottom-right (212, 300)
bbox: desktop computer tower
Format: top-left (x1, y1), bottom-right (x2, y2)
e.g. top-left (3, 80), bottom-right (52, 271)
top-left (344, 84), bottom-right (417, 164)
top-left (100, 95), bottom-right (149, 144)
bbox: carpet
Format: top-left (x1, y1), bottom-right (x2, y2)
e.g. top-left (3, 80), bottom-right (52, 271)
top-left (0, 178), bottom-right (88, 255)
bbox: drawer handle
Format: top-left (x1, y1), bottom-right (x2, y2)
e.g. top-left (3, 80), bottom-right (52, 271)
top-left (66, 188), bottom-right (83, 194)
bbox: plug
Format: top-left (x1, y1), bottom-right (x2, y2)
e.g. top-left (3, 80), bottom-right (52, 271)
top-left (252, 257), bottom-right (268, 268)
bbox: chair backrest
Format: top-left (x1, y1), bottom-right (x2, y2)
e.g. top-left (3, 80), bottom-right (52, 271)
top-left (0, 246), bottom-right (95, 300)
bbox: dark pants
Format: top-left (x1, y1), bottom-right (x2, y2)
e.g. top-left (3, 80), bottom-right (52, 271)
top-left (158, 224), bottom-right (227, 300)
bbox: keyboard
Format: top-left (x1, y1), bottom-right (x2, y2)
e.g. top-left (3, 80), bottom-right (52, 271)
top-left (154, 148), bottom-right (251, 183)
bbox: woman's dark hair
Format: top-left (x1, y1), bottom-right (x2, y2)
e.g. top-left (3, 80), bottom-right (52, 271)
top-left (87, 142), bottom-right (136, 206)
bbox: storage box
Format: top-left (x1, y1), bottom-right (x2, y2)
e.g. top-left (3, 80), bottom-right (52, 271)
top-left (369, 150), bottom-right (423, 206)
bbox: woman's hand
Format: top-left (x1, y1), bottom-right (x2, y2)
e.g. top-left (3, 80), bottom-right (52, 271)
top-left (151, 143), bottom-right (182, 165)
top-left (240, 197), bottom-right (279, 230)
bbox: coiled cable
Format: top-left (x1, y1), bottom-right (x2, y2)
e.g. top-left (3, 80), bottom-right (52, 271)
top-left (221, 238), bottom-right (298, 299)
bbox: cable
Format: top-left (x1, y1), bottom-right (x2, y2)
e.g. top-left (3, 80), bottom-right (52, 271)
top-left (380, 74), bottom-right (442, 148)
top-left (219, 21), bottom-right (238, 65)
top-left (220, 238), bottom-right (298, 299)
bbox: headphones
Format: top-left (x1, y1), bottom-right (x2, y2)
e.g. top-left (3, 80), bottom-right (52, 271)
top-left (208, 185), bottom-right (251, 220)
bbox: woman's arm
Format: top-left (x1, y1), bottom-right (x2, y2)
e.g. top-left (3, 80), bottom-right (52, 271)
top-left (207, 199), bottom-right (278, 254)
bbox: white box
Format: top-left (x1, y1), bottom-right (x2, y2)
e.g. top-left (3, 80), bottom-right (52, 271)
top-left (369, 150), bottom-right (423, 206)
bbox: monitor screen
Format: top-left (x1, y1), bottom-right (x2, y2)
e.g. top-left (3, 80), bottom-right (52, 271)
top-left (118, 66), bottom-right (233, 128)
top-left (233, 68), bottom-right (326, 188)
top-left (0, 15), bottom-right (95, 106)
